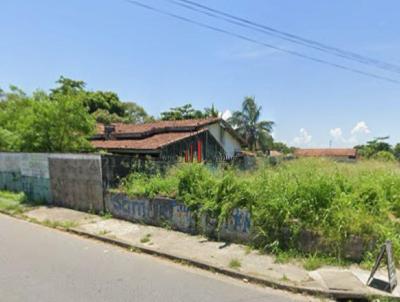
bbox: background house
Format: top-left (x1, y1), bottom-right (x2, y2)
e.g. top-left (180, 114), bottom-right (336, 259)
top-left (294, 148), bottom-right (357, 161)
top-left (91, 117), bottom-right (245, 162)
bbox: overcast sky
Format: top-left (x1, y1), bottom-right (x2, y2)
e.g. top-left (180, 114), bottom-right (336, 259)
top-left (1, 0), bottom-right (399, 147)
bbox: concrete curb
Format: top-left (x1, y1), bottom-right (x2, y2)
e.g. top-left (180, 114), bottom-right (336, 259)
top-left (67, 227), bottom-right (395, 301)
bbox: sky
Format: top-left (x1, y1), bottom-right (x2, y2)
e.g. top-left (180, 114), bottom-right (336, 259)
top-left (1, 0), bottom-right (399, 147)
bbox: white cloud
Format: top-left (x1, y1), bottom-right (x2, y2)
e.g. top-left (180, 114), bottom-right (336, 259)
top-left (351, 121), bottom-right (370, 135)
top-left (329, 128), bottom-right (343, 140)
top-left (221, 110), bottom-right (232, 121)
top-left (293, 128), bottom-right (312, 146)
top-left (329, 121), bottom-right (372, 147)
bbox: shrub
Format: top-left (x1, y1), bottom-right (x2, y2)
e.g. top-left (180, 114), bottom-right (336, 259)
top-left (120, 159), bottom-right (400, 263)
top-left (373, 151), bottom-right (396, 162)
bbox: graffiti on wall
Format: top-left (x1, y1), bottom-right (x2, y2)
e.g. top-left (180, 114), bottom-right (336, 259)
top-left (106, 193), bottom-right (196, 232)
top-left (106, 193), bottom-right (251, 242)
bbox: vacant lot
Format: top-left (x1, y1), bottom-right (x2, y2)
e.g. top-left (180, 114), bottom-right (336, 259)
top-left (121, 158), bottom-right (400, 264)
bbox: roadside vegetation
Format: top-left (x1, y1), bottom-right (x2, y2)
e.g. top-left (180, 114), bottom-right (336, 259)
top-left (0, 190), bottom-right (29, 215)
top-left (120, 158), bottom-right (400, 265)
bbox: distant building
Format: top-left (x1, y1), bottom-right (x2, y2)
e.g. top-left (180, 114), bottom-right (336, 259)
top-left (294, 148), bottom-right (357, 160)
top-left (91, 117), bottom-right (245, 161)
top-left (269, 150), bottom-right (284, 157)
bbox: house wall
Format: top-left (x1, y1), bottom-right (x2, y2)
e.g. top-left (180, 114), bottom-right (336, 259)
top-left (206, 123), bottom-right (241, 158)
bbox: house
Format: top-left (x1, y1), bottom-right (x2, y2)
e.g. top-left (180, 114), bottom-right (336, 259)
top-left (294, 148), bottom-right (357, 160)
top-left (91, 117), bottom-right (245, 161)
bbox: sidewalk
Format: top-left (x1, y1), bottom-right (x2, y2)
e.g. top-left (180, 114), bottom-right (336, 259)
top-left (24, 206), bottom-right (400, 300)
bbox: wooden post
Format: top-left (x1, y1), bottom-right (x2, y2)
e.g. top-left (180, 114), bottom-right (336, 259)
top-left (197, 140), bottom-right (202, 162)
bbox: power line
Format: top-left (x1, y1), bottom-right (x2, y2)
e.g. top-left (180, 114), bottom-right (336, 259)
top-left (169, 0), bottom-right (400, 75)
top-left (123, 0), bottom-right (400, 84)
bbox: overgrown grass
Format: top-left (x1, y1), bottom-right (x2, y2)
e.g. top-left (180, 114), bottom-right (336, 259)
top-left (42, 219), bottom-right (78, 230)
top-left (120, 159), bottom-right (400, 264)
top-left (0, 190), bottom-right (28, 215)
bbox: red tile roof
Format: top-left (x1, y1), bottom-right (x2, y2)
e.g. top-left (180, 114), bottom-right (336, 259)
top-left (95, 117), bottom-right (221, 137)
top-left (91, 130), bottom-right (206, 151)
top-left (294, 148), bottom-right (357, 158)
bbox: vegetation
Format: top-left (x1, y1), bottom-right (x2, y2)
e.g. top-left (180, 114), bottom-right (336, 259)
top-left (120, 158), bottom-right (400, 264)
top-left (227, 97), bottom-right (274, 152)
top-left (160, 103), bottom-right (218, 121)
top-left (0, 77), bottom-right (153, 152)
top-left (228, 258), bottom-right (242, 269)
top-left (140, 233), bottom-right (152, 243)
top-left (0, 190), bottom-right (28, 215)
top-left (356, 137), bottom-right (400, 162)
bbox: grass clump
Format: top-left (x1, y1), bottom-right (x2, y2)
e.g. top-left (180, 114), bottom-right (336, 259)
top-left (0, 190), bottom-right (28, 215)
top-left (42, 219), bottom-right (78, 230)
top-left (228, 258), bottom-right (241, 269)
top-left (140, 233), bottom-right (152, 243)
top-left (120, 159), bottom-right (400, 264)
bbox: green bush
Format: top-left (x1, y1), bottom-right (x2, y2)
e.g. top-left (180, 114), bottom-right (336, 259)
top-left (120, 159), bottom-right (400, 263)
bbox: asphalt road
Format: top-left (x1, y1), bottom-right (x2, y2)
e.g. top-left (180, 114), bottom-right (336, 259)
top-left (0, 214), bottom-right (314, 302)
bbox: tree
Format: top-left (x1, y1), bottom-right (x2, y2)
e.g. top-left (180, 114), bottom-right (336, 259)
top-left (50, 76), bottom-right (153, 124)
top-left (50, 76), bottom-right (85, 96)
top-left (160, 104), bottom-right (204, 120)
top-left (228, 97), bottom-right (274, 151)
top-left (124, 102), bottom-right (154, 123)
top-left (355, 137), bottom-right (392, 158)
top-left (272, 141), bottom-right (294, 154)
top-left (203, 104), bottom-right (219, 118)
top-left (0, 85), bottom-right (95, 152)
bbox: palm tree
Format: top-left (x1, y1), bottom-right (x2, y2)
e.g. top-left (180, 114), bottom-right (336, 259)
top-left (228, 97), bottom-right (274, 152)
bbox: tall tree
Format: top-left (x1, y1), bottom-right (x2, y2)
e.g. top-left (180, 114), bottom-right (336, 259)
top-left (124, 102), bottom-right (154, 124)
top-left (50, 76), bottom-right (152, 124)
top-left (160, 104), bottom-right (204, 121)
top-left (228, 97), bottom-right (274, 152)
top-left (203, 104), bottom-right (219, 118)
top-left (0, 85), bottom-right (95, 152)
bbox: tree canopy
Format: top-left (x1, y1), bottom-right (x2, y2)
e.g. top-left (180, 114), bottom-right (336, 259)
top-left (0, 87), bottom-right (95, 152)
top-left (0, 76), bottom-right (154, 152)
top-left (160, 103), bottom-right (219, 121)
top-left (228, 97), bottom-right (274, 152)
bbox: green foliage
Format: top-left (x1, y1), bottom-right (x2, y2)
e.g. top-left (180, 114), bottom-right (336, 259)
top-left (0, 88), bottom-right (95, 152)
top-left (228, 258), bottom-right (241, 269)
top-left (271, 141), bottom-right (295, 154)
top-left (373, 151), bottom-right (396, 162)
top-left (124, 102), bottom-right (154, 124)
top-left (161, 104), bottom-right (204, 121)
top-left (355, 137), bottom-right (393, 159)
top-left (50, 76), bottom-right (153, 123)
top-left (120, 159), bottom-right (400, 263)
top-left (0, 76), bottom-right (154, 152)
top-left (227, 96), bottom-right (274, 152)
top-left (0, 190), bottom-right (28, 215)
top-left (160, 103), bottom-right (219, 121)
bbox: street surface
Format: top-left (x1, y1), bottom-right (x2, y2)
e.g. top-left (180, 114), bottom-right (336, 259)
top-left (0, 214), bottom-right (316, 302)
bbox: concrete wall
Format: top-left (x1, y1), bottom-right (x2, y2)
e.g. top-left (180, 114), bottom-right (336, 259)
top-left (105, 192), bottom-right (251, 243)
top-left (0, 153), bottom-right (104, 211)
top-left (49, 154), bottom-right (103, 212)
top-left (0, 153), bottom-right (51, 202)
